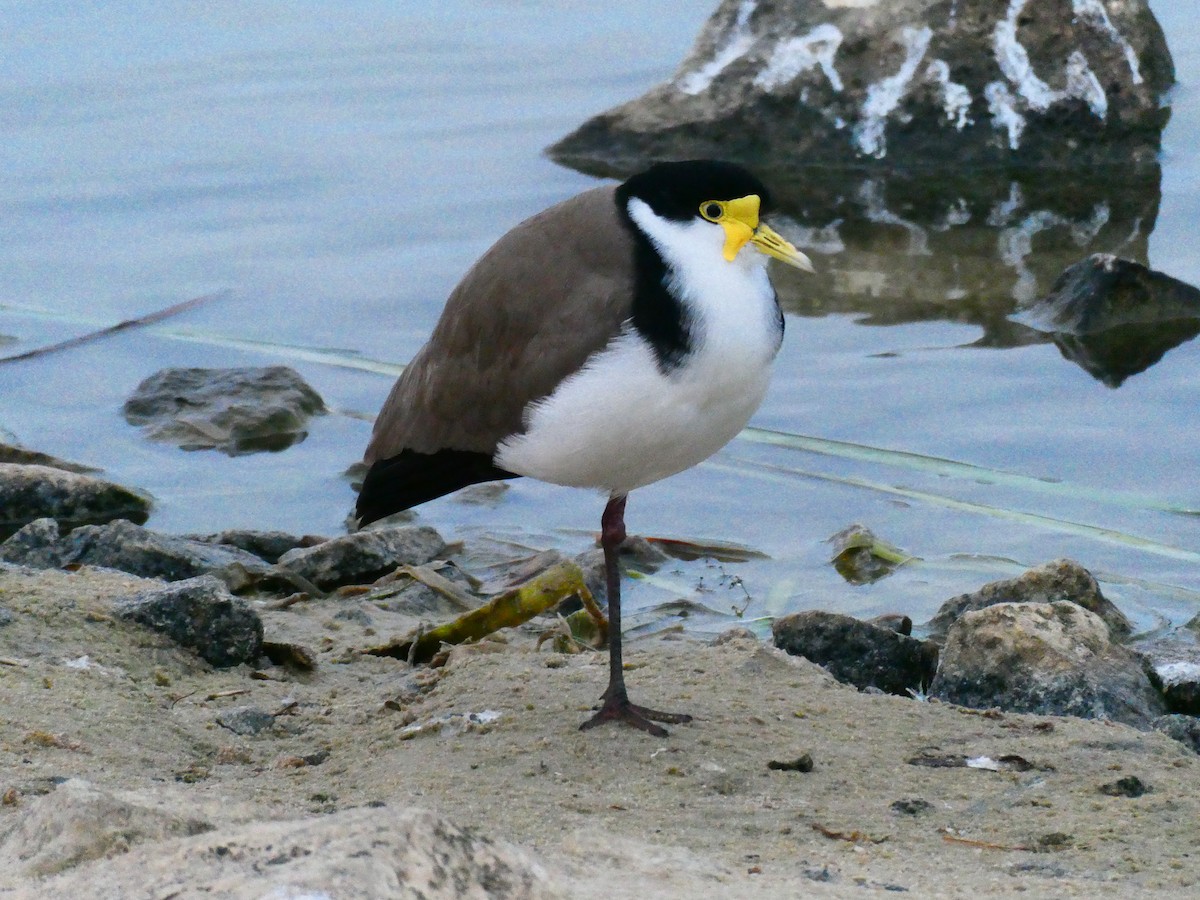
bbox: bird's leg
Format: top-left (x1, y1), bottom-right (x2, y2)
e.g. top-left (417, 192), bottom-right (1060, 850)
top-left (579, 495), bottom-right (692, 738)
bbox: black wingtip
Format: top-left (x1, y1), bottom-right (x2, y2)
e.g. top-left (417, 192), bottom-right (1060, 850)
top-left (355, 449), bottom-right (518, 525)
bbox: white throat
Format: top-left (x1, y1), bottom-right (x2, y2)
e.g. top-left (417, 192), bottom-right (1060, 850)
top-left (625, 197), bottom-right (781, 368)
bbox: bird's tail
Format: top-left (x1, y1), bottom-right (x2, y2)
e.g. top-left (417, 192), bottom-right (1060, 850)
top-left (355, 449), bottom-right (518, 526)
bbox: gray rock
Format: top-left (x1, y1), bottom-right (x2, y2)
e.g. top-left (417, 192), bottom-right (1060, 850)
top-left (0, 443), bottom-right (98, 474)
top-left (929, 601), bottom-right (1167, 728)
top-left (368, 564), bottom-right (478, 619)
top-left (0, 463), bottom-right (150, 540)
top-left (868, 613), bottom-right (913, 636)
top-left (123, 365), bottom-right (326, 456)
top-left (0, 518), bottom-right (271, 590)
top-left (0, 779), bottom-right (212, 879)
top-left (112, 575), bottom-right (263, 667)
top-left (1152, 714), bottom-right (1200, 755)
top-left (215, 706), bottom-right (276, 736)
top-left (549, 0), bottom-right (1173, 174)
top-left (1022, 254), bottom-right (1200, 334)
top-left (772, 610), bottom-right (938, 695)
top-left (0, 518), bottom-right (70, 568)
top-left (276, 524), bottom-right (446, 590)
top-left (187, 528), bottom-right (325, 564)
top-left (1134, 636), bottom-right (1200, 715)
top-left (0, 605), bottom-right (12, 627)
top-left (452, 481), bottom-right (512, 506)
top-left (1016, 254), bottom-right (1200, 387)
top-left (926, 559), bottom-right (1130, 642)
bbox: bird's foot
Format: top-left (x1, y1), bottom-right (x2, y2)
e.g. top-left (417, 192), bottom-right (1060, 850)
top-left (579, 694), bottom-right (692, 738)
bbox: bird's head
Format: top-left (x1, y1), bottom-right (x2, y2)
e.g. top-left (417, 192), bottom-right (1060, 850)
top-left (616, 160), bottom-right (815, 273)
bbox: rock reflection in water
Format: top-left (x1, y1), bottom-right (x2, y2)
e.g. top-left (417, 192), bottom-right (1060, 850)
top-left (1019, 253), bottom-right (1200, 387)
top-left (758, 165), bottom-right (1200, 386)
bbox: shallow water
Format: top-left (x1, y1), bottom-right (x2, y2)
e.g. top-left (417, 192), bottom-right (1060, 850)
top-left (2, 2), bottom-right (1198, 636)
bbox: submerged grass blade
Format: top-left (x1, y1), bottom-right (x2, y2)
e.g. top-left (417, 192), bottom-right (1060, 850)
top-left (738, 426), bottom-right (1200, 518)
top-left (0, 300), bottom-right (406, 377)
top-left (156, 327), bottom-right (407, 376)
top-left (0, 292), bottom-right (227, 365)
top-left (714, 456), bottom-right (1200, 565)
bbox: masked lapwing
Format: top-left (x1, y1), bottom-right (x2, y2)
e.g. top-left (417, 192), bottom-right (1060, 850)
top-left (356, 159), bottom-right (813, 737)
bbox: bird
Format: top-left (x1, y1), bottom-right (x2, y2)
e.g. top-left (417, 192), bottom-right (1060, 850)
top-left (356, 159), bottom-right (813, 737)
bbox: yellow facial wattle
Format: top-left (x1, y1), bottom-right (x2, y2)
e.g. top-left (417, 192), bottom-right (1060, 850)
top-left (700, 193), bottom-right (815, 272)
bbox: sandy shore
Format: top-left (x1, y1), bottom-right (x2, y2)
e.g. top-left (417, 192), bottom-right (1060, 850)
top-left (1, 565), bottom-right (1198, 898)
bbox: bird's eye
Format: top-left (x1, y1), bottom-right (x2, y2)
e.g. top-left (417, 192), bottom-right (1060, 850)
top-left (700, 201), bottom-right (724, 222)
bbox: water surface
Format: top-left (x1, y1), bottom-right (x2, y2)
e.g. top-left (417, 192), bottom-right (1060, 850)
top-left (2, 2), bottom-right (1197, 635)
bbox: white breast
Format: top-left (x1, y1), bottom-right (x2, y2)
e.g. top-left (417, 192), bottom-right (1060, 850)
top-left (495, 200), bottom-right (783, 496)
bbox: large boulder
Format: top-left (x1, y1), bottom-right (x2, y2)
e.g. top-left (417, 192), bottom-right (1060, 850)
top-left (926, 558), bottom-right (1130, 642)
top-left (8, 799), bottom-right (560, 899)
top-left (123, 365), bottom-right (326, 455)
top-left (0, 463), bottom-right (150, 541)
top-left (929, 601), bottom-right (1166, 728)
top-left (0, 780), bottom-right (212, 879)
top-left (551, 5), bottom-right (1173, 355)
top-left (550, 0), bottom-right (1173, 174)
top-left (772, 610), bottom-right (938, 695)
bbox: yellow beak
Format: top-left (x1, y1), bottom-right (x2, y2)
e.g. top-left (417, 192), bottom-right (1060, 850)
top-left (750, 222), bottom-right (815, 272)
top-left (719, 194), bottom-right (815, 272)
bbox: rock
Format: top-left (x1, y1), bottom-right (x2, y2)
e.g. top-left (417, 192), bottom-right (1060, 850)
top-left (0, 464), bottom-right (150, 540)
top-left (1134, 637), bottom-right (1200, 715)
top-left (0, 518), bottom-right (71, 568)
top-left (868, 613), bottom-right (913, 636)
top-left (112, 575), bottom-right (263, 667)
top-left (926, 559), bottom-right (1130, 642)
top-left (367, 563), bottom-right (479, 619)
top-left (891, 798), bottom-right (933, 816)
top-left (549, 0), bottom-right (1173, 175)
top-left (1017, 254), bottom-right (1200, 386)
top-left (767, 754), bottom-right (814, 773)
top-left (772, 610), bottom-right (938, 695)
top-left (1152, 714), bottom-right (1200, 755)
top-left (1098, 775), bottom-right (1149, 798)
top-left (1022, 254), bottom-right (1200, 334)
top-left (0, 519), bottom-right (271, 590)
top-left (215, 706), bottom-right (276, 736)
top-left (828, 523), bottom-right (909, 585)
top-left (275, 524), bottom-right (446, 590)
top-left (0, 444), bottom-right (98, 474)
top-left (0, 605), bottom-right (12, 628)
top-left (123, 365), bottom-right (326, 455)
top-left (452, 481), bottom-right (511, 506)
top-left (928, 601), bottom-right (1166, 728)
top-left (187, 529), bottom-right (326, 564)
top-left (22, 804), bottom-right (560, 899)
top-left (0, 779), bottom-right (211, 879)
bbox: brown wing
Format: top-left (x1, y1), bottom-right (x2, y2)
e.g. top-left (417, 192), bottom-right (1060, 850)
top-left (364, 185), bottom-right (635, 464)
